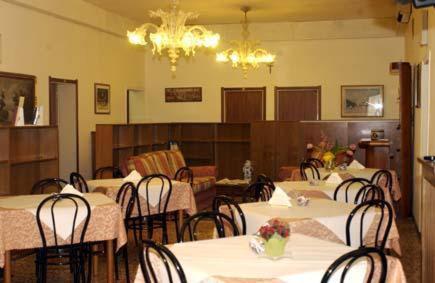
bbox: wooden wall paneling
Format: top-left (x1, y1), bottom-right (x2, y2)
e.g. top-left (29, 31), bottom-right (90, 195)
top-left (0, 128), bottom-right (10, 194)
top-left (113, 148), bottom-right (134, 167)
top-left (153, 124), bottom-right (170, 146)
top-left (39, 159), bottom-right (59, 181)
top-left (135, 124), bottom-right (153, 147)
top-left (0, 163), bottom-right (9, 195)
top-left (275, 122), bottom-right (303, 173)
top-left (39, 127), bottom-right (59, 160)
top-left (10, 128), bottom-right (39, 163)
top-left (113, 125), bottom-right (134, 148)
top-left (250, 121), bottom-right (277, 179)
top-left (301, 121), bottom-right (349, 153)
top-left (215, 142), bottom-right (250, 179)
top-left (169, 123), bottom-right (182, 142)
top-left (10, 163), bottom-right (39, 195)
top-left (216, 123), bottom-right (250, 141)
top-left (180, 123), bottom-right (215, 141)
top-left (95, 125), bottom-right (114, 170)
top-left (182, 141), bottom-right (215, 166)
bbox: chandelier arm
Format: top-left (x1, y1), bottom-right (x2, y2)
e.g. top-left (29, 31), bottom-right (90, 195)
top-left (134, 23), bottom-right (159, 33)
top-left (186, 25), bottom-right (213, 35)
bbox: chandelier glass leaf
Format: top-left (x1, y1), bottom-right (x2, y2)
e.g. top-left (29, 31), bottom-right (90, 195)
top-left (127, 0), bottom-right (220, 72)
top-left (216, 7), bottom-right (275, 78)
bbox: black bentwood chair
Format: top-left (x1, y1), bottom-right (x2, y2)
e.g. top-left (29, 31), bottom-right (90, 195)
top-left (138, 239), bottom-right (187, 283)
top-left (127, 174), bottom-right (172, 245)
top-left (31, 178), bottom-right (69, 194)
top-left (354, 184), bottom-right (385, 204)
top-left (114, 182), bottom-right (136, 282)
top-left (70, 172), bottom-right (89, 193)
top-left (346, 200), bottom-right (393, 251)
top-left (243, 182), bottom-right (274, 203)
top-left (333, 178), bottom-right (371, 203)
top-left (370, 170), bottom-right (393, 196)
top-left (212, 195), bottom-right (246, 235)
top-left (179, 211), bottom-right (240, 242)
top-left (93, 166), bottom-right (123, 179)
top-left (321, 247), bottom-right (387, 283)
top-left (306, 158), bottom-right (324, 168)
top-left (256, 174), bottom-right (276, 190)
top-left (299, 161), bottom-right (320, 181)
top-left (35, 193), bottom-right (91, 283)
top-left (171, 166), bottom-right (194, 240)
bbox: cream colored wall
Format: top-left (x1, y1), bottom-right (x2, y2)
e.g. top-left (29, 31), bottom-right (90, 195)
top-left (0, 0), bottom-right (145, 178)
top-left (143, 19), bottom-right (404, 122)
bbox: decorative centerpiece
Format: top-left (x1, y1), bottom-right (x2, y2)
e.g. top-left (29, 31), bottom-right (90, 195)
top-left (306, 132), bottom-right (356, 167)
top-left (258, 219), bottom-right (290, 258)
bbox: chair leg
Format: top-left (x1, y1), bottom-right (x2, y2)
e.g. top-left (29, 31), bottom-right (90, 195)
top-left (123, 245), bottom-right (130, 282)
top-left (147, 218), bottom-right (154, 239)
top-left (174, 214), bottom-right (180, 242)
top-left (114, 245), bottom-right (119, 280)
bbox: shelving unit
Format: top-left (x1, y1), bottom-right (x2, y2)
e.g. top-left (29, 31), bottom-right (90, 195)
top-left (0, 125), bottom-right (59, 195)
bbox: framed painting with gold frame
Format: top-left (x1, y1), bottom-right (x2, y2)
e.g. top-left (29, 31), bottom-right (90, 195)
top-left (341, 85), bottom-right (384, 117)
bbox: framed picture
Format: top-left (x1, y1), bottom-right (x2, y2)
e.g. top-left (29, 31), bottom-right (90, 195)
top-left (94, 83), bottom-right (110, 114)
top-left (0, 71), bottom-right (36, 125)
top-left (165, 87), bottom-right (202, 102)
top-left (341, 85), bottom-right (384, 117)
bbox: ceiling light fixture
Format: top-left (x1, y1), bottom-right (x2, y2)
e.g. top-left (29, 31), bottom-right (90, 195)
top-left (127, 0), bottom-right (220, 72)
top-left (216, 7), bottom-right (275, 78)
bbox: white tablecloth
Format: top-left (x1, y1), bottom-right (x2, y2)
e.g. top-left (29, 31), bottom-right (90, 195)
top-left (134, 234), bottom-right (405, 283)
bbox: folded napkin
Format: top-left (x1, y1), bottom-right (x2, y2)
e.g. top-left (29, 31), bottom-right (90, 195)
top-left (348, 159), bottom-right (365, 169)
top-left (268, 186), bottom-right (292, 207)
top-left (325, 173), bottom-right (343, 184)
top-left (123, 170), bottom-right (142, 183)
top-left (60, 184), bottom-right (83, 196)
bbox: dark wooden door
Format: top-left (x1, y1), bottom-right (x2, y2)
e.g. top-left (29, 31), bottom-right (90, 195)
top-left (275, 86), bottom-right (321, 121)
top-left (222, 87), bottom-right (266, 122)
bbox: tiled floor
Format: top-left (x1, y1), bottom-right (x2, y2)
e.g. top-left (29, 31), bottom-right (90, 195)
top-left (4, 218), bottom-right (421, 282)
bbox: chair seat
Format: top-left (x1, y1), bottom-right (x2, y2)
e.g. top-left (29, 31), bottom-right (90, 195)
top-left (192, 176), bottom-right (216, 194)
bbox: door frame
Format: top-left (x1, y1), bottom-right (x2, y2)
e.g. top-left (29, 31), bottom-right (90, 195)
top-left (49, 76), bottom-right (80, 172)
top-left (221, 87), bottom-right (266, 122)
top-left (126, 88), bottom-right (145, 124)
top-left (274, 86), bottom-right (322, 121)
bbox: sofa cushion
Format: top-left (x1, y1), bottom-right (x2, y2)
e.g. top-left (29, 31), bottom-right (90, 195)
top-left (149, 151), bottom-right (174, 177)
top-left (166, 150), bottom-right (186, 175)
top-left (132, 154), bottom-right (158, 176)
top-left (191, 176), bottom-right (216, 194)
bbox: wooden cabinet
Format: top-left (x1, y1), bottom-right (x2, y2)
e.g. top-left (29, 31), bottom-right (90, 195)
top-left (358, 139), bottom-right (391, 169)
top-left (0, 126), bottom-right (59, 195)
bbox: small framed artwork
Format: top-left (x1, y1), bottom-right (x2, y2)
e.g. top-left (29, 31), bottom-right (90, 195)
top-left (94, 83), bottom-right (110, 114)
top-left (0, 71), bottom-right (36, 124)
top-left (165, 87), bottom-right (202, 102)
top-left (341, 85), bottom-right (384, 117)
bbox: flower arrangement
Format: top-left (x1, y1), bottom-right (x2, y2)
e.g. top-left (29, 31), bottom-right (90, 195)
top-left (306, 132), bottom-right (356, 165)
top-left (258, 218), bottom-right (290, 257)
top-left (259, 218), bottom-right (290, 240)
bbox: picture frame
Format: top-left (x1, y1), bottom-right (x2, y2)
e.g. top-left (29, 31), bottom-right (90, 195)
top-left (341, 85), bottom-right (384, 117)
top-left (94, 83), bottom-right (110, 114)
top-left (165, 87), bottom-right (202, 102)
top-left (0, 71), bottom-right (36, 125)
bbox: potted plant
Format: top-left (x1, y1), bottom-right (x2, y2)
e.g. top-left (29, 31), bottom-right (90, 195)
top-left (258, 218), bottom-right (290, 257)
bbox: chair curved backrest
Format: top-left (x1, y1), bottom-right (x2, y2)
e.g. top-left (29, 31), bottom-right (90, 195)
top-left (370, 170), bottom-right (393, 196)
top-left (321, 247), bottom-right (387, 283)
top-left (354, 184), bottom-right (385, 204)
top-left (116, 182), bottom-right (137, 220)
top-left (36, 193), bottom-right (91, 248)
top-left (93, 166), bottom-right (123, 179)
top-left (346, 199), bottom-right (393, 250)
top-left (300, 162), bottom-right (320, 181)
top-left (69, 172), bottom-right (89, 193)
top-left (306, 158), bottom-right (324, 168)
top-left (174, 167), bottom-right (193, 186)
top-left (31, 178), bottom-right (69, 194)
top-left (136, 174), bottom-right (173, 218)
top-left (212, 195), bottom-right (246, 235)
top-left (243, 182), bottom-right (274, 202)
top-left (333, 178), bottom-right (371, 203)
top-left (179, 211), bottom-right (240, 242)
top-left (138, 239), bottom-right (187, 283)
top-left (256, 174), bottom-right (276, 190)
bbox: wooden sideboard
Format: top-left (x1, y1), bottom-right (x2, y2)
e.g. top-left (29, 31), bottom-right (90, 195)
top-left (419, 158), bottom-right (435, 283)
top-left (0, 125), bottom-right (59, 195)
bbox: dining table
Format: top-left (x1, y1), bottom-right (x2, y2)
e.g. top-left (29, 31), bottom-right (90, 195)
top-left (133, 233), bottom-right (406, 282)
top-left (223, 198), bottom-right (401, 255)
top-left (87, 178), bottom-right (197, 224)
top-left (287, 167), bottom-right (402, 202)
top-left (0, 192), bottom-right (127, 283)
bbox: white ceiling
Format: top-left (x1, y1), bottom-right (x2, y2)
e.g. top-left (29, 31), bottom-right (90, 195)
top-left (85, 0), bottom-right (398, 25)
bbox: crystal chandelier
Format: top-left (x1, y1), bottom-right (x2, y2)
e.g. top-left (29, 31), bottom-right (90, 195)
top-left (127, 0), bottom-right (220, 72)
top-left (216, 7), bottom-right (275, 78)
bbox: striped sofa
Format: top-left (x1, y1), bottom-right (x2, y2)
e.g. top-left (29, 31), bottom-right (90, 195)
top-left (120, 150), bottom-right (217, 210)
